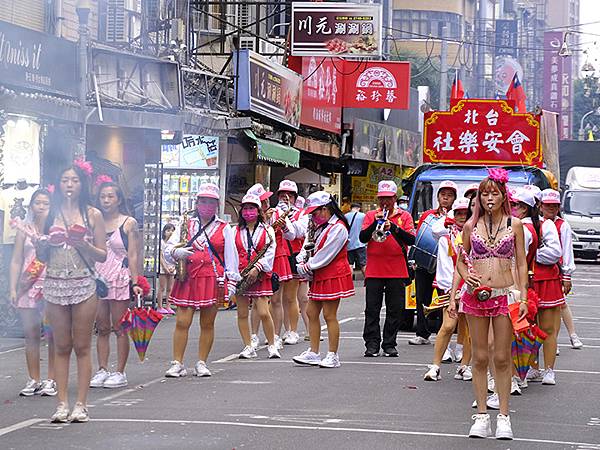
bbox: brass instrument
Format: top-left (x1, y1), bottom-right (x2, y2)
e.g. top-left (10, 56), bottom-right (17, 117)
top-left (272, 197), bottom-right (292, 230)
top-left (423, 291), bottom-right (451, 317)
top-left (303, 218), bottom-right (316, 263)
top-left (174, 209), bottom-right (194, 282)
top-left (372, 208), bottom-right (390, 242)
top-left (236, 229), bottom-right (273, 296)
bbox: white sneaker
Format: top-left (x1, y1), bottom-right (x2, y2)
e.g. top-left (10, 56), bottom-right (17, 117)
top-left (408, 336), bottom-right (431, 345)
top-left (542, 368), bottom-right (556, 385)
top-left (441, 348), bottom-right (453, 363)
top-left (517, 377), bottom-right (528, 389)
top-left (250, 334), bottom-right (259, 350)
top-left (556, 347), bottom-right (560, 356)
top-left (281, 331), bottom-right (290, 342)
top-left (495, 414), bottom-right (513, 440)
top-left (90, 368), bottom-right (110, 388)
top-left (471, 393), bottom-right (499, 410)
top-left (454, 365), bottom-right (472, 381)
top-left (19, 379), bottom-right (41, 397)
top-left (194, 360), bottom-right (211, 377)
top-left (570, 334), bottom-right (583, 349)
top-left (526, 367), bottom-right (543, 382)
top-left (39, 379), bottom-right (57, 396)
top-left (487, 372), bottom-right (496, 393)
top-left (165, 360), bottom-right (187, 378)
top-left (275, 335), bottom-right (284, 350)
top-left (469, 413), bottom-right (492, 438)
top-left (50, 402), bottom-right (70, 423)
top-left (453, 344), bottom-right (464, 362)
top-left (424, 364), bottom-right (441, 381)
top-left (103, 372), bottom-right (128, 388)
top-left (284, 331), bottom-right (300, 345)
top-left (319, 352), bottom-right (341, 368)
top-left (292, 348), bottom-right (321, 366)
top-left (69, 402), bottom-right (89, 423)
top-left (239, 345), bottom-right (258, 359)
top-left (510, 376), bottom-right (522, 395)
top-left (268, 345), bottom-right (281, 359)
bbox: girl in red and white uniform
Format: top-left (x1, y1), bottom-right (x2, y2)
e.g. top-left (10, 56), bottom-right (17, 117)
top-left (292, 192), bottom-right (354, 369)
top-left (268, 180), bottom-right (301, 349)
top-left (234, 194), bottom-right (279, 360)
top-left (165, 183), bottom-right (239, 378)
top-left (294, 196), bottom-right (312, 340)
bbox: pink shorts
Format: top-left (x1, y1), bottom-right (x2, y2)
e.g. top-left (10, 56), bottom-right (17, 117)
top-left (461, 289), bottom-right (509, 318)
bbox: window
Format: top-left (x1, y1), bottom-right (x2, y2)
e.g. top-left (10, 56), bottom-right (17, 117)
top-left (392, 9), bottom-right (462, 39)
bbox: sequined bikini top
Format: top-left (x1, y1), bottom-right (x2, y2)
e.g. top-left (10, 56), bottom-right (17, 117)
top-left (470, 222), bottom-right (515, 260)
top-left (48, 224), bottom-right (90, 246)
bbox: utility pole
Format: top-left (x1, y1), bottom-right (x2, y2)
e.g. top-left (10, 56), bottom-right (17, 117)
top-left (440, 26), bottom-right (449, 110)
top-left (76, 0), bottom-right (91, 158)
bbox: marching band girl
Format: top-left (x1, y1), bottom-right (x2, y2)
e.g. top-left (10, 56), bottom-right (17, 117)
top-left (294, 196), bottom-right (312, 340)
top-left (165, 183), bottom-right (238, 378)
top-left (292, 192), bottom-right (354, 369)
top-left (234, 194), bottom-right (279, 359)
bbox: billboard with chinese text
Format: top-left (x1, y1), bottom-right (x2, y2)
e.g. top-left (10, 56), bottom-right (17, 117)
top-left (161, 135), bottom-right (219, 170)
top-left (423, 100), bottom-right (542, 167)
top-left (300, 57), bottom-right (342, 133)
top-left (291, 2), bottom-right (382, 57)
top-left (543, 32), bottom-right (572, 140)
top-left (343, 61), bottom-right (410, 109)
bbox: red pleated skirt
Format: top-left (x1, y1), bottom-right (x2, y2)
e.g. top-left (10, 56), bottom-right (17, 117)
top-left (532, 279), bottom-right (565, 309)
top-left (309, 274), bottom-right (355, 302)
top-left (243, 273), bottom-right (274, 298)
top-left (170, 275), bottom-right (219, 309)
top-left (272, 255), bottom-right (293, 282)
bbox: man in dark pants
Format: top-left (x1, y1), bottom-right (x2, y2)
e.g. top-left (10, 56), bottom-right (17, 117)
top-left (408, 180), bottom-right (457, 345)
top-left (360, 181), bottom-right (415, 357)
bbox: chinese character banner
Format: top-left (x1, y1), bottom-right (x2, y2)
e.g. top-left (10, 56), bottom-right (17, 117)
top-left (161, 135), bottom-right (219, 170)
top-left (291, 2), bottom-right (382, 57)
top-left (543, 31), bottom-right (572, 140)
top-left (301, 57), bottom-right (343, 132)
top-left (423, 100), bottom-right (542, 167)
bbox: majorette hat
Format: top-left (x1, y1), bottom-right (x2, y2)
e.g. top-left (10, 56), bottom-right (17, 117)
top-left (438, 180), bottom-right (458, 194)
top-left (240, 193), bottom-right (262, 209)
top-left (523, 184), bottom-right (542, 201)
top-left (377, 180), bottom-right (398, 197)
top-left (540, 189), bottom-right (561, 204)
top-left (197, 182), bottom-right (219, 200)
top-left (512, 187), bottom-right (536, 207)
top-left (452, 198), bottom-right (470, 211)
top-left (295, 196), bottom-right (306, 209)
top-left (247, 183), bottom-right (273, 201)
top-left (305, 191), bottom-right (332, 213)
top-left (277, 179), bottom-right (298, 194)
top-left (464, 183), bottom-right (479, 197)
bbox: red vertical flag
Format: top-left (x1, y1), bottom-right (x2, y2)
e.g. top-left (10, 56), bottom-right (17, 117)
top-left (506, 73), bottom-right (527, 113)
top-left (451, 70), bottom-right (464, 100)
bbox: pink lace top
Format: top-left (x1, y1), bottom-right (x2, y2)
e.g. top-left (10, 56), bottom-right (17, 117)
top-left (470, 229), bottom-right (515, 260)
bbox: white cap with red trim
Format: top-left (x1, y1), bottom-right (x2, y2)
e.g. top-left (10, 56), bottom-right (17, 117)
top-left (452, 198), bottom-right (470, 211)
top-left (464, 183), bottom-right (479, 196)
top-left (540, 188), bottom-right (561, 204)
top-left (305, 191), bottom-right (332, 213)
top-left (241, 193), bottom-right (261, 209)
top-left (247, 183), bottom-right (273, 201)
top-left (278, 179), bottom-right (298, 194)
top-left (197, 182), bottom-right (219, 199)
top-left (438, 180), bottom-right (458, 194)
top-left (512, 187), bottom-right (536, 207)
top-left (295, 196), bottom-right (306, 209)
top-left (377, 180), bottom-right (398, 197)
top-left (522, 184), bottom-right (542, 201)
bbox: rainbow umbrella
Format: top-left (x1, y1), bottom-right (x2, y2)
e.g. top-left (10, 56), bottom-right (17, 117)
top-left (512, 324), bottom-right (548, 381)
top-left (118, 296), bottom-right (164, 362)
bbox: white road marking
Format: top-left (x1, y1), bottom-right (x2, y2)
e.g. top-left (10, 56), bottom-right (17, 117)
top-left (213, 353), bottom-right (242, 363)
top-left (85, 418), bottom-right (600, 447)
top-left (93, 377), bottom-right (164, 404)
top-left (0, 418), bottom-right (45, 437)
top-left (220, 380), bottom-right (271, 385)
top-left (0, 346), bottom-right (24, 355)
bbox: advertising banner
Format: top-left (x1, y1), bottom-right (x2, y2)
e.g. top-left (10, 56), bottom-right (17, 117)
top-left (493, 20), bottom-right (522, 95)
top-left (543, 32), bottom-right (572, 140)
top-left (343, 61), bottom-right (410, 109)
top-left (423, 99), bottom-right (542, 167)
top-left (234, 50), bottom-right (303, 128)
top-left (291, 2), bottom-right (382, 57)
top-left (495, 20), bottom-right (518, 57)
top-left (353, 118), bottom-right (421, 166)
top-left (351, 162), bottom-right (403, 203)
top-left (300, 57), bottom-right (342, 133)
top-left (161, 135), bottom-right (219, 170)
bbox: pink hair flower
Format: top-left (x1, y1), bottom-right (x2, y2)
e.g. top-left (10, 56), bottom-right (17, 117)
top-left (73, 158), bottom-right (93, 176)
top-left (46, 184), bottom-right (55, 194)
top-left (487, 168), bottom-right (509, 184)
top-left (95, 174), bottom-right (113, 187)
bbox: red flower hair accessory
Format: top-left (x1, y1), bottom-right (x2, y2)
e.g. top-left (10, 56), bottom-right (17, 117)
top-left (73, 158), bottom-right (93, 176)
top-left (95, 174), bottom-right (113, 187)
top-left (487, 168), bottom-right (509, 184)
top-left (46, 184), bottom-right (55, 194)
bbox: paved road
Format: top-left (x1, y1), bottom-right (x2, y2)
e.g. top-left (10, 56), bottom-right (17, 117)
top-left (1, 264), bottom-right (599, 449)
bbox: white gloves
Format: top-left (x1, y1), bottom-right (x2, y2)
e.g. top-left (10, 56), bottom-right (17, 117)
top-left (297, 262), bottom-right (313, 281)
top-left (172, 247), bottom-right (194, 261)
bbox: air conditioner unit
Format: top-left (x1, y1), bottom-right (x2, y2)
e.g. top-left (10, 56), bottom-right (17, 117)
top-left (260, 38), bottom-right (285, 63)
top-left (239, 36), bottom-right (256, 51)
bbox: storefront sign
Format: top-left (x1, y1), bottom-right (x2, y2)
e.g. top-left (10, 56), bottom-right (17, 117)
top-left (291, 2), bottom-right (382, 57)
top-left (495, 20), bottom-right (518, 58)
top-left (0, 20), bottom-right (78, 97)
top-left (234, 50), bottom-right (303, 128)
top-left (423, 99), bottom-right (542, 167)
top-left (301, 57), bottom-right (342, 133)
top-left (1, 117), bottom-right (41, 184)
top-left (343, 61), bottom-right (410, 109)
top-left (161, 135), bottom-right (219, 170)
top-left (351, 162), bottom-right (403, 203)
top-left (543, 32), bottom-right (572, 140)
top-left (353, 118), bottom-right (421, 166)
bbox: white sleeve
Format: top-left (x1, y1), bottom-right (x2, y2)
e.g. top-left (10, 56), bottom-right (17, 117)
top-left (431, 219), bottom-right (449, 241)
top-left (223, 224), bottom-right (240, 282)
top-left (523, 226), bottom-right (532, 255)
top-left (536, 220), bottom-right (562, 265)
top-left (435, 237), bottom-right (453, 292)
top-left (282, 216), bottom-right (296, 240)
top-left (307, 224), bottom-right (348, 271)
top-left (254, 226), bottom-right (276, 273)
top-left (559, 220), bottom-right (576, 278)
top-left (293, 213), bottom-right (309, 240)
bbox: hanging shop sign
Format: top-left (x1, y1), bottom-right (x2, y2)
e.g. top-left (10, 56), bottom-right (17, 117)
top-left (291, 2), bottom-right (382, 58)
top-left (0, 20), bottom-right (78, 97)
top-left (423, 99), bottom-right (542, 167)
top-left (353, 118), bottom-right (421, 166)
top-left (161, 135), bottom-right (219, 170)
top-left (351, 162), bottom-right (403, 203)
top-left (495, 20), bottom-right (518, 58)
top-left (300, 57), bottom-right (342, 133)
top-left (343, 61), bottom-right (410, 109)
top-left (543, 32), bottom-right (572, 140)
top-left (1, 117), bottom-right (41, 184)
top-left (234, 50), bottom-right (303, 128)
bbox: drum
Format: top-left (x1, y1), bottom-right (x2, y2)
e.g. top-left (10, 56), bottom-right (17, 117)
top-left (408, 214), bottom-right (441, 273)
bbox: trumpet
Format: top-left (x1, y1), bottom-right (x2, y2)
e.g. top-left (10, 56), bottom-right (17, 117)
top-left (423, 292), bottom-right (451, 317)
top-left (174, 209), bottom-right (194, 282)
top-left (272, 196), bottom-right (292, 229)
top-left (372, 208), bottom-right (390, 242)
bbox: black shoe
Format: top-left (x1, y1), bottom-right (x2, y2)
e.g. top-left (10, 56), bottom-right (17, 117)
top-left (364, 348), bottom-right (380, 357)
top-left (383, 347), bottom-right (399, 357)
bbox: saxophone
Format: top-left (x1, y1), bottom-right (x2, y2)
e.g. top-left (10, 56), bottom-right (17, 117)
top-left (174, 209), bottom-right (194, 282)
top-left (236, 228), bottom-right (273, 296)
top-left (303, 219), bottom-right (316, 263)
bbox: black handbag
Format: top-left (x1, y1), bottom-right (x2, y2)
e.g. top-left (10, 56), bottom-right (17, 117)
top-left (271, 272), bottom-right (280, 293)
top-left (286, 240), bottom-right (298, 274)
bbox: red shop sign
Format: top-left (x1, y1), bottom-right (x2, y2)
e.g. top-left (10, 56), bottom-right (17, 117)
top-left (300, 57), bottom-right (343, 133)
top-left (342, 61), bottom-right (411, 109)
top-left (423, 99), bottom-right (542, 167)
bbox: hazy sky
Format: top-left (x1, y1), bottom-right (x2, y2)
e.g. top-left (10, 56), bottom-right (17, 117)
top-left (578, 0), bottom-right (600, 74)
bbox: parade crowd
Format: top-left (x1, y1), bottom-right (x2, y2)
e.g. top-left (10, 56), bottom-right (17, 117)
top-left (9, 159), bottom-right (582, 440)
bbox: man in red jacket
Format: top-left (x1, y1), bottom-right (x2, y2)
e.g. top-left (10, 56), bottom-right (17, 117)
top-left (359, 180), bottom-right (415, 357)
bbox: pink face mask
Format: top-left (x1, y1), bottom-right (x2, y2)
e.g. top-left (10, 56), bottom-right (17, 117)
top-left (241, 208), bottom-right (259, 222)
top-left (511, 207), bottom-right (520, 218)
top-left (197, 202), bottom-right (218, 219)
top-left (312, 214), bottom-right (328, 226)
